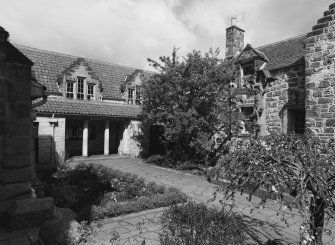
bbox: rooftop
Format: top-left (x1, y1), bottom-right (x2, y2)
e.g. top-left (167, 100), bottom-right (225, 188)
top-left (257, 34), bottom-right (307, 70)
top-left (15, 44), bottom-right (148, 100)
top-left (35, 97), bottom-right (141, 118)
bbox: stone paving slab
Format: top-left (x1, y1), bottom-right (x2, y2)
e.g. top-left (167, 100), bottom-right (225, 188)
top-left (74, 157), bottom-right (335, 244)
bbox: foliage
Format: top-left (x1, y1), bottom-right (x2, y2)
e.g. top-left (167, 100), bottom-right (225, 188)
top-left (47, 163), bottom-right (187, 221)
top-left (91, 187), bottom-right (187, 220)
top-left (159, 201), bottom-right (248, 245)
top-left (136, 48), bottom-right (244, 165)
top-left (55, 151), bottom-right (70, 170)
top-left (216, 131), bottom-right (335, 245)
top-left (77, 220), bottom-right (120, 245)
top-left (146, 154), bottom-right (205, 175)
top-left (48, 182), bottom-right (80, 207)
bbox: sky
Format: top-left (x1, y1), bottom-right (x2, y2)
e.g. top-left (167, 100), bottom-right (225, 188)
top-left (0, 0), bottom-right (332, 71)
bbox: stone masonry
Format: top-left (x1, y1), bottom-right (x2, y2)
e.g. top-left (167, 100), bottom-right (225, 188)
top-left (0, 27), bottom-right (55, 231)
top-left (305, 2), bottom-right (335, 140)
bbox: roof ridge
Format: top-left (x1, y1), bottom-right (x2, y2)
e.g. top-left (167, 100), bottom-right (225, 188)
top-left (13, 43), bottom-right (152, 73)
top-left (256, 34), bottom-right (307, 49)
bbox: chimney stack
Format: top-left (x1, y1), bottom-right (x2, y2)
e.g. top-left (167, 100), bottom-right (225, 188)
top-left (225, 18), bottom-right (245, 58)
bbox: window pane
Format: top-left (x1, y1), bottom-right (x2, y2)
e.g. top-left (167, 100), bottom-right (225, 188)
top-left (66, 82), bottom-right (74, 99)
top-left (135, 85), bottom-right (141, 105)
top-left (77, 78), bottom-right (84, 100)
top-left (87, 84), bottom-right (94, 100)
top-left (240, 106), bottom-right (254, 134)
top-left (128, 89), bottom-right (134, 104)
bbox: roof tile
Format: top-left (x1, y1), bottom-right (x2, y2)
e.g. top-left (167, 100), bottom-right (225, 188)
top-left (14, 44), bottom-right (143, 100)
top-left (257, 34), bottom-right (307, 70)
top-left (35, 98), bottom-right (141, 118)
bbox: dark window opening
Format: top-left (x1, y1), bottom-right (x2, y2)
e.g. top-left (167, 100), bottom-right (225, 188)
top-left (242, 65), bottom-right (254, 76)
top-left (288, 109), bottom-right (305, 134)
top-left (66, 126), bottom-right (83, 140)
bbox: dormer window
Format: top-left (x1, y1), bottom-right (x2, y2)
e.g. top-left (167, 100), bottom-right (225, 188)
top-left (127, 86), bottom-right (141, 105)
top-left (242, 65), bottom-right (254, 76)
top-left (65, 76), bottom-right (97, 101)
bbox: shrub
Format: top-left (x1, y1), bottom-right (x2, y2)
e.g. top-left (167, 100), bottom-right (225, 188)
top-left (146, 155), bottom-right (172, 167)
top-left (48, 182), bottom-right (80, 208)
top-left (159, 201), bottom-right (248, 245)
top-left (90, 188), bottom-right (187, 220)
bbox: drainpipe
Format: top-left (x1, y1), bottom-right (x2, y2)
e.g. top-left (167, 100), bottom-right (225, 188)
top-left (49, 114), bottom-right (58, 167)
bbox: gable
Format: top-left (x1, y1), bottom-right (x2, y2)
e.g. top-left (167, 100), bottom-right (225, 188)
top-left (236, 44), bottom-right (269, 64)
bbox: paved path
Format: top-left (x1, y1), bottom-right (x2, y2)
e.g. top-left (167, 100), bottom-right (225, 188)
top-left (75, 157), bottom-right (335, 245)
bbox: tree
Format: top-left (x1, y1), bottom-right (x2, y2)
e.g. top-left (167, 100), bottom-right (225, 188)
top-left (215, 131), bottom-right (335, 245)
top-left (136, 48), bottom-right (242, 164)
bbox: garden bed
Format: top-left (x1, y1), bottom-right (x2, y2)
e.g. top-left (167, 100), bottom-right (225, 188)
top-left (42, 162), bottom-right (187, 222)
top-left (145, 154), bottom-right (207, 176)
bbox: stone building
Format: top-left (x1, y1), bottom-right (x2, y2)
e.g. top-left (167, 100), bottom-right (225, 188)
top-left (13, 45), bottom-right (149, 167)
top-left (227, 2), bottom-right (335, 140)
top-left (0, 26), bottom-right (54, 231)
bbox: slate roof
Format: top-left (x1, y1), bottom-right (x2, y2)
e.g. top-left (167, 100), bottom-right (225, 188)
top-left (14, 44), bottom-right (143, 100)
top-left (257, 34), bottom-right (307, 71)
top-left (35, 98), bottom-right (141, 118)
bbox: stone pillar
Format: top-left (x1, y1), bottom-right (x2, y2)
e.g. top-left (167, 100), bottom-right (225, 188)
top-left (104, 120), bottom-right (109, 155)
top-left (305, 3), bottom-right (335, 140)
top-left (82, 120), bottom-right (88, 157)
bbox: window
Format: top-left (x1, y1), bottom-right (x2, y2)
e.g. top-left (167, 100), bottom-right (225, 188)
top-left (135, 85), bottom-right (141, 105)
top-left (66, 126), bottom-right (83, 140)
top-left (288, 109), bottom-right (305, 134)
top-left (87, 84), bottom-right (94, 100)
top-left (66, 82), bottom-right (74, 99)
top-left (242, 65), bottom-right (254, 76)
top-left (240, 106), bottom-right (254, 134)
top-left (128, 89), bottom-right (134, 104)
top-left (77, 78), bottom-right (84, 100)
top-left (66, 126), bottom-right (95, 140)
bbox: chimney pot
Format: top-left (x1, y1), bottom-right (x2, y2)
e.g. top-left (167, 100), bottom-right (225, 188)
top-left (231, 18), bottom-right (237, 26)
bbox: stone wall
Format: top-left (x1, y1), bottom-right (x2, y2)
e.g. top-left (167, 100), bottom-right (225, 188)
top-left (0, 33), bottom-right (35, 204)
top-left (305, 2), bottom-right (335, 140)
top-left (266, 64), bottom-right (305, 133)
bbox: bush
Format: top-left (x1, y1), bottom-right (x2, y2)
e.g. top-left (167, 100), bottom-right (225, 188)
top-left (147, 155), bottom-right (206, 175)
top-left (48, 182), bottom-right (80, 207)
top-left (90, 187), bottom-right (187, 220)
top-left (159, 201), bottom-right (248, 245)
top-left (146, 155), bottom-right (174, 167)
